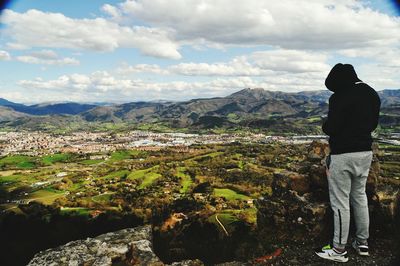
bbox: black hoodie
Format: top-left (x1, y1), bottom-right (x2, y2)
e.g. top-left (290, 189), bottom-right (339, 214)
top-left (322, 63), bottom-right (381, 154)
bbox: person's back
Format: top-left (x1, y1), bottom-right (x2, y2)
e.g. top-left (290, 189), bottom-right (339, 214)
top-left (315, 63), bottom-right (381, 263)
top-left (322, 63), bottom-right (380, 154)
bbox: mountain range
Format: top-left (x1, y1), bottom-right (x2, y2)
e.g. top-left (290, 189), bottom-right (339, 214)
top-left (1, 88), bottom-right (399, 132)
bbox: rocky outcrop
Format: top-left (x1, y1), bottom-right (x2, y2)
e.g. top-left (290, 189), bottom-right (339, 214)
top-left (28, 224), bottom-right (243, 266)
top-left (28, 225), bottom-right (163, 266)
top-left (256, 140), bottom-right (399, 241)
top-left (28, 226), bottom-right (209, 266)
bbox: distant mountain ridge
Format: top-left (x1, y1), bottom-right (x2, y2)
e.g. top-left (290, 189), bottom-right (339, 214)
top-left (0, 99), bottom-right (97, 115)
top-left (1, 88), bottom-right (399, 132)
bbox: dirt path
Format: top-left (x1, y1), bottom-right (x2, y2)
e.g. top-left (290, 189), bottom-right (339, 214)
top-left (215, 214), bottom-right (229, 236)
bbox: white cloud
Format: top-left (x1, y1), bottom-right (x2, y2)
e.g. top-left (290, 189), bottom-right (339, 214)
top-left (16, 70), bottom-right (330, 103)
top-left (101, 4), bottom-right (121, 19)
top-left (358, 63), bottom-right (400, 89)
top-left (116, 64), bottom-right (169, 75)
top-left (0, 50), bottom-right (11, 60)
top-left (5, 42), bottom-right (30, 50)
top-left (339, 47), bottom-right (400, 68)
top-left (117, 49), bottom-right (331, 77)
top-left (250, 50), bottom-right (330, 73)
top-left (2, 9), bottom-right (181, 59)
top-left (113, 0), bottom-right (400, 50)
top-left (16, 50), bottom-right (80, 66)
top-left (30, 50), bottom-right (58, 59)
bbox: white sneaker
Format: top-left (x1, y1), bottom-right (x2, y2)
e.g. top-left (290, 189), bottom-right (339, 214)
top-left (352, 240), bottom-right (369, 256)
top-left (315, 244), bottom-right (349, 263)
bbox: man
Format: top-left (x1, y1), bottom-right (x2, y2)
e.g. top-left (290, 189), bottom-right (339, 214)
top-left (315, 63), bottom-right (381, 263)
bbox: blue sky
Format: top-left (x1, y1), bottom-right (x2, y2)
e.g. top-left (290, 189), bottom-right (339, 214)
top-left (0, 0), bottom-right (399, 103)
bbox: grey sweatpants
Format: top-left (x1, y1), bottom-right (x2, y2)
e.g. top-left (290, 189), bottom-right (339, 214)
top-left (326, 151), bottom-right (373, 249)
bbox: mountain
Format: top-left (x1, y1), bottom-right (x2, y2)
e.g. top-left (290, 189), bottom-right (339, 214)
top-left (0, 98), bottom-right (27, 109)
top-left (54, 88), bottom-right (331, 131)
top-left (0, 98), bottom-right (97, 115)
top-left (81, 102), bottom-right (169, 123)
top-left (26, 102), bottom-right (97, 115)
top-left (378, 89), bottom-right (400, 107)
top-left (0, 106), bottom-right (29, 122)
top-left (0, 88), bottom-right (399, 133)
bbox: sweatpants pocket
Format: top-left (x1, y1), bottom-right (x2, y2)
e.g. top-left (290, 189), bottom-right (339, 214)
top-left (326, 154), bottom-right (332, 170)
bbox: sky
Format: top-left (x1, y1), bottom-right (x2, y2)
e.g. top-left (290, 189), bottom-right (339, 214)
top-left (0, 0), bottom-right (399, 104)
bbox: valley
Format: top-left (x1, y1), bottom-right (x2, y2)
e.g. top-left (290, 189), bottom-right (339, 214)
top-left (0, 130), bottom-right (399, 265)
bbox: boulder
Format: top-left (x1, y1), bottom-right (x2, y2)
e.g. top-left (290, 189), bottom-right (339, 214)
top-left (27, 225), bottom-right (204, 266)
top-left (167, 259), bottom-right (204, 266)
top-left (28, 225), bottom-right (163, 266)
top-left (309, 164), bottom-right (328, 189)
top-left (307, 140), bottom-right (329, 161)
top-left (375, 185), bottom-right (400, 225)
top-left (28, 224), bottom-right (247, 266)
top-left (255, 190), bottom-right (329, 240)
top-left (272, 170), bottom-right (310, 196)
top-left (367, 154), bottom-right (380, 195)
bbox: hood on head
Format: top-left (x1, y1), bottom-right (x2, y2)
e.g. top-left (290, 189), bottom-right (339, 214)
top-left (325, 63), bottom-right (361, 92)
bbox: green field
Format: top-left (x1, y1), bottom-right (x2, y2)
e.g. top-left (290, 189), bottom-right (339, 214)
top-left (60, 207), bottom-right (91, 216)
top-left (41, 153), bottom-right (70, 165)
top-left (69, 182), bottom-right (84, 191)
top-left (0, 155), bottom-right (36, 169)
top-left (0, 173), bottom-right (37, 191)
top-left (109, 151), bottom-right (131, 162)
top-left (28, 189), bottom-right (66, 205)
top-left (102, 170), bottom-right (130, 179)
top-left (79, 159), bottom-right (104, 165)
top-left (0, 174), bottom-right (24, 184)
top-left (128, 168), bottom-right (149, 180)
top-left (127, 166), bottom-right (162, 189)
top-left (109, 150), bottom-right (141, 162)
top-left (213, 188), bottom-right (251, 201)
top-left (176, 167), bottom-right (192, 193)
top-left (139, 172), bottom-right (161, 189)
top-left (92, 193), bottom-right (114, 204)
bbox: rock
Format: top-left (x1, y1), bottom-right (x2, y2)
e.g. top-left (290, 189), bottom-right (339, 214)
top-left (28, 224), bottom-right (245, 266)
top-left (161, 212), bottom-right (188, 232)
top-left (307, 140), bottom-right (329, 161)
top-left (216, 262), bottom-right (252, 266)
top-left (289, 173), bottom-right (310, 195)
top-left (255, 189), bottom-right (329, 240)
top-left (272, 171), bottom-right (310, 196)
top-left (375, 185), bottom-right (400, 225)
top-left (256, 141), bottom-right (398, 243)
top-left (166, 259), bottom-right (204, 265)
top-left (367, 154), bottom-right (380, 194)
top-left (28, 225), bottom-right (163, 266)
top-left (309, 164), bottom-right (327, 189)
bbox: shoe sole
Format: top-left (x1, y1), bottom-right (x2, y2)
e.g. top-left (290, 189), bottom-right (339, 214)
top-left (357, 251), bottom-right (369, 256)
top-left (352, 243), bottom-right (369, 256)
top-left (315, 252), bottom-right (349, 263)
